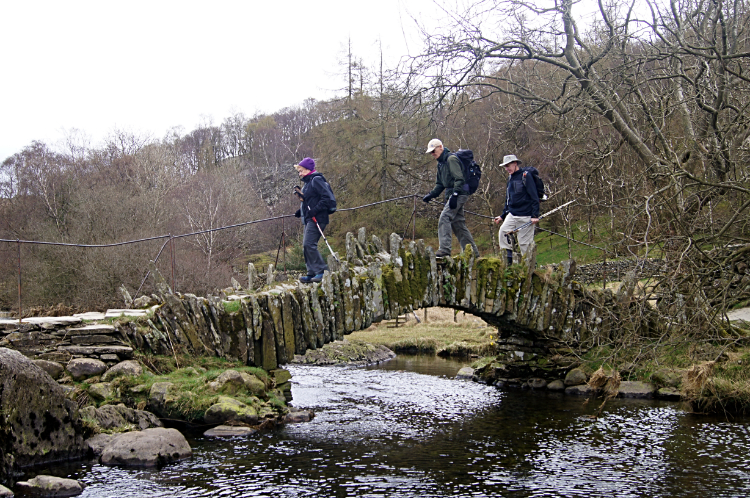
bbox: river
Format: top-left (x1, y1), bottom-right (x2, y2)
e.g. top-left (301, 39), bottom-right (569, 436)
top-left (36, 356), bottom-right (750, 497)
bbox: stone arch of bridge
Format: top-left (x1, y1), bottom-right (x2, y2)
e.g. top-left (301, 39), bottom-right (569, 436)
top-left (131, 229), bottom-right (635, 371)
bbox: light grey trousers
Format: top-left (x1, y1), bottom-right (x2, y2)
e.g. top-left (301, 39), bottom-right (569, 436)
top-left (498, 214), bottom-right (535, 256)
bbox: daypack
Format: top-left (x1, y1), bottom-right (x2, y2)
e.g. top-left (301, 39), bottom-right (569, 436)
top-left (313, 175), bottom-right (338, 214)
top-left (521, 166), bottom-right (548, 202)
top-left (452, 149), bottom-right (482, 194)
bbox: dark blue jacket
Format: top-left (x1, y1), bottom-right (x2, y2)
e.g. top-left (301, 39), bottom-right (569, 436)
top-left (300, 172), bottom-right (335, 225)
top-left (502, 169), bottom-right (540, 218)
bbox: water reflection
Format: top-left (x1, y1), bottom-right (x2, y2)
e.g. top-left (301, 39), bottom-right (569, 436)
top-left (33, 356), bottom-right (750, 498)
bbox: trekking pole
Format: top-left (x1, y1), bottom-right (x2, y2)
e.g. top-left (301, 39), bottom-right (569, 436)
top-left (507, 200), bottom-right (576, 235)
top-left (307, 205), bottom-right (341, 264)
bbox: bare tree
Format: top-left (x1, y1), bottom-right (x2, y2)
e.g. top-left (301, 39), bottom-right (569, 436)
top-left (406, 0), bottom-right (750, 324)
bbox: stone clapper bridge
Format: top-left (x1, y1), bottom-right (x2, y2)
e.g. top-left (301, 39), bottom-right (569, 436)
top-left (2, 228), bottom-right (644, 371)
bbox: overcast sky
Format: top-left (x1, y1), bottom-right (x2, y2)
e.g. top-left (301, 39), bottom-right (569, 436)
top-left (0, 0), bottom-right (431, 161)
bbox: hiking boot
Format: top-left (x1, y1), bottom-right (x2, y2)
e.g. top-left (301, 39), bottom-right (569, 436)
top-left (310, 273), bottom-right (325, 283)
top-left (299, 275), bottom-right (315, 283)
top-left (435, 249), bottom-right (451, 258)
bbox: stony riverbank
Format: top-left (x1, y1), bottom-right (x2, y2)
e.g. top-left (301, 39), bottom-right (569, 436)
top-left (291, 339), bottom-right (396, 366)
top-left (0, 345), bottom-right (314, 493)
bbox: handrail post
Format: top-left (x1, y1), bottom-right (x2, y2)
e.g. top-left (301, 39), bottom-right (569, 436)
top-left (413, 195), bottom-right (416, 241)
top-left (170, 235), bottom-right (175, 292)
top-left (17, 240), bottom-right (22, 325)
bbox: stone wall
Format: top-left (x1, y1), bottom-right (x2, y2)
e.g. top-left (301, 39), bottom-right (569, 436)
top-left (116, 229), bottom-right (656, 370)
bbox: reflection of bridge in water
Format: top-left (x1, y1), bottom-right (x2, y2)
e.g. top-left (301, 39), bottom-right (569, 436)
top-left (106, 227), bottom-right (646, 371)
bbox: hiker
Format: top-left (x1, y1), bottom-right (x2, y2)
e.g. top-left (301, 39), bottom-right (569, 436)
top-left (293, 157), bottom-right (335, 283)
top-left (493, 154), bottom-right (539, 265)
top-left (421, 139), bottom-right (480, 258)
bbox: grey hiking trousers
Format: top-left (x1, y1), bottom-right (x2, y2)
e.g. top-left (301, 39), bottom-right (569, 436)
top-left (437, 194), bottom-right (479, 257)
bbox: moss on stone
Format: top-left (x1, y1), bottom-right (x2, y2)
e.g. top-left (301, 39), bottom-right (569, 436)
top-left (476, 258), bottom-right (504, 301)
top-left (222, 300), bottom-right (241, 314)
top-left (382, 264), bottom-right (405, 311)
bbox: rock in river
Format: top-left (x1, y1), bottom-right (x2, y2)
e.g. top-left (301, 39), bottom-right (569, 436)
top-left (100, 428), bottom-right (192, 467)
top-left (15, 475), bottom-right (85, 497)
top-left (0, 348), bottom-right (85, 482)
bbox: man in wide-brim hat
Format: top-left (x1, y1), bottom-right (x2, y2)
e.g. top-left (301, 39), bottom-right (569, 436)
top-left (493, 154), bottom-right (539, 265)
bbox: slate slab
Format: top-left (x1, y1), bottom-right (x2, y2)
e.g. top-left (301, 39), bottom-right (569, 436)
top-left (618, 381), bottom-right (657, 398)
top-left (203, 425), bottom-right (257, 437)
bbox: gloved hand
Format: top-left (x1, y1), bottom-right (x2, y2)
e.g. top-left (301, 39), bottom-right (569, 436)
top-left (294, 209), bottom-right (301, 218)
top-left (422, 193), bottom-right (434, 203)
top-left (448, 192), bottom-right (459, 209)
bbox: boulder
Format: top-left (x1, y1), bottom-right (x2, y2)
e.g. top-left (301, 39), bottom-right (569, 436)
top-left (147, 382), bottom-right (176, 416)
top-left (657, 387), bottom-right (682, 400)
top-left (271, 369), bottom-right (292, 385)
top-left (243, 374), bottom-right (268, 397)
top-left (79, 404), bottom-right (162, 432)
top-left (564, 368), bottom-right (588, 386)
top-left (546, 379), bottom-right (565, 391)
top-left (100, 428), bottom-right (192, 467)
top-left (33, 360), bottom-right (64, 380)
top-left (133, 295), bottom-right (157, 308)
top-left (15, 475), bottom-right (84, 497)
top-left (0, 348), bottom-right (85, 482)
top-left (208, 370), bottom-right (267, 397)
top-left (565, 384), bottom-right (595, 396)
top-left (617, 381), bottom-right (657, 398)
top-left (101, 360), bottom-right (143, 382)
top-left (66, 358), bottom-right (107, 381)
top-left (528, 378), bottom-right (548, 389)
top-left (87, 382), bottom-right (114, 401)
top-left (0, 484), bottom-right (11, 497)
top-left (84, 434), bottom-right (117, 457)
top-left (291, 340), bottom-right (396, 366)
top-left (203, 425), bottom-right (257, 437)
top-left (203, 396), bottom-right (260, 425)
top-left (456, 367), bottom-right (475, 380)
top-left (283, 408), bottom-right (314, 424)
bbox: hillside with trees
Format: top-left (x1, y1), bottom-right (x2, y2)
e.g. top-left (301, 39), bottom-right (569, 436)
top-left (1, 0), bottom-right (748, 335)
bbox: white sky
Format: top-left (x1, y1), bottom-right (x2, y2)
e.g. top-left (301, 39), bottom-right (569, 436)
top-left (0, 0), bottom-right (432, 161)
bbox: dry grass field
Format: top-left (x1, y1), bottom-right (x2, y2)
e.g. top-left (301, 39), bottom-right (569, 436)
top-left (347, 307), bottom-right (496, 356)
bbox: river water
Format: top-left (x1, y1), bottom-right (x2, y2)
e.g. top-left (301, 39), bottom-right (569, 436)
top-left (37, 356), bottom-right (750, 497)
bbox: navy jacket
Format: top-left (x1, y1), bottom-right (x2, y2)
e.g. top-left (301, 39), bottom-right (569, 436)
top-left (299, 172), bottom-right (335, 225)
top-left (502, 169), bottom-right (540, 218)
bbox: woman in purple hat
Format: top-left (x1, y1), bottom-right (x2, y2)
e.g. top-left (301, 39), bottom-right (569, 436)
top-left (293, 157), bottom-right (336, 283)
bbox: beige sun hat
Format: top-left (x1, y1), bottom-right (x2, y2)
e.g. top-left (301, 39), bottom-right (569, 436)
top-left (499, 154), bottom-right (522, 167)
top-left (425, 139), bottom-right (443, 153)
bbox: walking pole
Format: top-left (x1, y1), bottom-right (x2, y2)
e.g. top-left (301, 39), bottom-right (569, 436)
top-left (506, 200), bottom-right (576, 236)
top-left (307, 205), bottom-right (341, 264)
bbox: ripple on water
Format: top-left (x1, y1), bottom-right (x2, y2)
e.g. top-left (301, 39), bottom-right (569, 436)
top-left (30, 359), bottom-right (750, 498)
top-left (286, 364), bottom-right (503, 444)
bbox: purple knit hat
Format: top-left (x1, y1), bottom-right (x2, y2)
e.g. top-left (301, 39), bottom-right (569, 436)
top-left (298, 157), bottom-right (315, 171)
